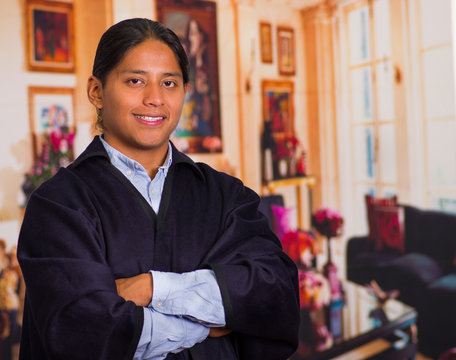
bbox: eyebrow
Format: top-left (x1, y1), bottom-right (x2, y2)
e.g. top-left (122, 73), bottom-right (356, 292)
top-left (120, 69), bottom-right (183, 78)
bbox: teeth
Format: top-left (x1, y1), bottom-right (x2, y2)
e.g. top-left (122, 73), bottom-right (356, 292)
top-left (135, 115), bottom-right (164, 121)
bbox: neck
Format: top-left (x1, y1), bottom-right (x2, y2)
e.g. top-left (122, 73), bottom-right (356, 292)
top-left (132, 147), bottom-right (169, 178)
top-left (102, 136), bottom-right (169, 178)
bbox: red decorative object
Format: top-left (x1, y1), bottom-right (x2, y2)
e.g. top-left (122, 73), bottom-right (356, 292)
top-left (365, 194), bottom-right (398, 246)
top-left (372, 206), bottom-right (405, 253)
top-left (296, 150), bottom-right (307, 176)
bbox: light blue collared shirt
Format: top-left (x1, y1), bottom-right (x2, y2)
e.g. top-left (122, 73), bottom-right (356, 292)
top-left (100, 137), bottom-right (225, 360)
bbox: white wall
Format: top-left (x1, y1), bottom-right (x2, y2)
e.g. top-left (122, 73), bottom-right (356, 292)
top-left (0, 0), bottom-right (81, 249)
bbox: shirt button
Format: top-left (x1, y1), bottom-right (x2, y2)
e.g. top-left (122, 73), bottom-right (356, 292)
top-left (150, 189), bottom-right (155, 195)
top-left (126, 170), bottom-right (132, 176)
top-left (134, 164), bottom-right (140, 169)
top-left (156, 301), bottom-right (163, 308)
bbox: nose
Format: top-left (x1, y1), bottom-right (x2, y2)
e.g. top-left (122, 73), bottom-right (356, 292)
top-left (143, 83), bottom-right (164, 106)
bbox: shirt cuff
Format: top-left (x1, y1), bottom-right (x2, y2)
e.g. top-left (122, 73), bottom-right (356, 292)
top-left (150, 269), bottom-right (225, 327)
top-left (134, 307), bottom-right (209, 360)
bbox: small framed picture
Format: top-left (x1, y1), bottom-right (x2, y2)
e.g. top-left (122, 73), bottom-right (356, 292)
top-left (26, 0), bottom-right (75, 72)
top-left (259, 21), bottom-right (273, 63)
top-left (277, 26), bottom-right (295, 76)
top-left (28, 86), bottom-right (75, 160)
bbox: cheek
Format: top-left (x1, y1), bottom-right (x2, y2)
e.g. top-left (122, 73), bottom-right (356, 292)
top-left (103, 90), bottom-right (134, 116)
top-left (173, 100), bottom-right (186, 120)
top-left (174, 93), bottom-right (186, 117)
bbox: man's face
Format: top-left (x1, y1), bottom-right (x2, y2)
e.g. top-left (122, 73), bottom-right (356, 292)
top-left (93, 39), bottom-right (187, 160)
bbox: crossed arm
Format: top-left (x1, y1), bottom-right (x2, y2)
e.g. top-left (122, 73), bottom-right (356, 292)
top-left (115, 272), bottom-right (232, 338)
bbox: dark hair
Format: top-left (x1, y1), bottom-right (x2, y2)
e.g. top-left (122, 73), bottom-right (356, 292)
top-left (92, 18), bottom-right (189, 85)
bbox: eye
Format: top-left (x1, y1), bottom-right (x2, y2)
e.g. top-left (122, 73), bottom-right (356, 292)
top-left (163, 80), bottom-right (177, 88)
top-left (127, 78), bottom-right (144, 86)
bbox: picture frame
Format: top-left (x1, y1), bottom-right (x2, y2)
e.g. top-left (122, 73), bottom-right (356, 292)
top-left (259, 21), bottom-right (273, 63)
top-left (156, 0), bottom-right (222, 154)
top-left (28, 86), bottom-right (75, 160)
top-left (26, 0), bottom-right (75, 73)
top-left (262, 80), bottom-right (295, 137)
top-left (277, 26), bottom-right (295, 76)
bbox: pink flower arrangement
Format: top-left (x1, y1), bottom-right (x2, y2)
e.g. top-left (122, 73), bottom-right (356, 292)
top-left (299, 270), bottom-right (330, 310)
top-left (281, 230), bottom-right (317, 268)
top-left (22, 127), bottom-right (74, 204)
top-left (49, 128), bottom-right (74, 155)
top-left (273, 135), bottom-right (300, 162)
top-left (311, 207), bottom-right (344, 238)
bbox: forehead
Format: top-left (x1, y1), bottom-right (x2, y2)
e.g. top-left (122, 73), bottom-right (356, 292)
top-left (115, 39), bottom-right (181, 73)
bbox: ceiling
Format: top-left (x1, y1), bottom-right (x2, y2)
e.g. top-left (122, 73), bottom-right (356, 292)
top-left (260, 0), bottom-right (323, 9)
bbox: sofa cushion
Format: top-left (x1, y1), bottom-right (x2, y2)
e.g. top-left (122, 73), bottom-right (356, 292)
top-left (365, 194), bottom-right (398, 248)
top-left (377, 253), bottom-right (444, 310)
top-left (258, 194), bottom-right (284, 230)
top-left (372, 205), bottom-right (405, 253)
top-left (404, 205), bottom-right (456, 272)
top-left (271, 204), bottom-right (295, 240)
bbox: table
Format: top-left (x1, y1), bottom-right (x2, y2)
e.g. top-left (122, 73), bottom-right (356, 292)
top-left (290, 281), bottom-right (418, 360)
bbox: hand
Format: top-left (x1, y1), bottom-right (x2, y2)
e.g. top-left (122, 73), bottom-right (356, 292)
top-left (209, 327), bottom-right (232, 338)
top-left (115, 273), bottom-right (153, 307)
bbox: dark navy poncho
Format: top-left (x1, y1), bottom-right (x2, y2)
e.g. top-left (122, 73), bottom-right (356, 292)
top-left (18, 136), bottom-right (299, 360)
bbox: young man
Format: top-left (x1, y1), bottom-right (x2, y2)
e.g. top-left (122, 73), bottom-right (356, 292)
top-left (18, 18), bottom-right (300, 360)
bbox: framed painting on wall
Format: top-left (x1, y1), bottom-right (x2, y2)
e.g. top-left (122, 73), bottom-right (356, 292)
top-left (260, 21), bottom-right (273, 63)
top-left (26, 0), bottom-right (75, 72)
top-left (277, 26), bottom-right (295, 76)
top-left (262, 80), bottom-right (294, 136)
top-left (28, 86), bottom-right (75, 161)
top-left (156, 0), bottom-right (222, 154)
top-left (262, 80), bottom-right (295, 180)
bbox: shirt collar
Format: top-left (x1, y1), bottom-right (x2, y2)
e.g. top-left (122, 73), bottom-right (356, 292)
top-left (99, 136), bottom-right (173, 176)
top-left (72, 136), bottom-right (205, 181)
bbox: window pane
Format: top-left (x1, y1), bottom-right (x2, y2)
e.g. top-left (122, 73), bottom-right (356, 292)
top-left (427, 120), bottom-right (456, 186)
top-left (430, 194), bottom-right (456, 214)
top-left (381, 187), bottom-right (397, 198)
top-left (420, 0), bottom-right (452, 47)
top-left (374, 0), bottom-right (391, 59)
top-left (351, 66), bottom-right (373, 123)
top-left (354, 125), bottom-right (375, 181)
top-left (378, 123), bottom-right (397, 183)
top-left (422, 47), bottom-right (456, 119)
top-left (353, 184), bottom-right (375, 234)
top-left (348, 6), bottom-right (370, 66)
top-left (376, 60), bottom-right (394, 120)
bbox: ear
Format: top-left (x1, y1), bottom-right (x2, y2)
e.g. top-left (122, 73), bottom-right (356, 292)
top-left (87, 76), bottom-right (104, 109)
top-left (184, 82), bottom-right (190, 97)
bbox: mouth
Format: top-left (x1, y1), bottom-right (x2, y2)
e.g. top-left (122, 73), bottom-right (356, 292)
top-left (134, 114), bottom-right (166, 125)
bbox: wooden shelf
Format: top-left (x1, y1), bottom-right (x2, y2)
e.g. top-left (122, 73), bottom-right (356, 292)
top-left (263, 175), bottom-right (316, 193)
top-left (262, 175), bottom-right (317, 229)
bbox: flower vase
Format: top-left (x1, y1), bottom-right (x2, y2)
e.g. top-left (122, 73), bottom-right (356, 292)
top-left (298, 309), bottom-right (331, 355)
top-left (278, 159), bottom-right (288, 178)
top-left (21, 182), bottom-right (35, 207)
top-left (323, 236), bottom-right (340, 300)
top-left (288, 157), bottom-right (297, 177)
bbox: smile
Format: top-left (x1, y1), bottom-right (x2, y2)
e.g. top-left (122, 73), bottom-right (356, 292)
top-left (134, 114), bottom-right (165, 123)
